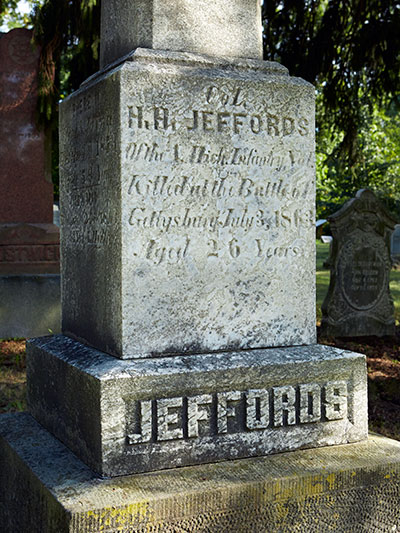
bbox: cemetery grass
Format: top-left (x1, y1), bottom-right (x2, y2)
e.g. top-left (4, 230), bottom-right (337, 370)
top-left (0, 246), bottom-right (399, 441)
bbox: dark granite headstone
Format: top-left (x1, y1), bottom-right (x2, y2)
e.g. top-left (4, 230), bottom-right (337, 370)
top-left (321, 189), bottom-right (396, 337)
top-left (0, 28), bottom-right (59, 275)
top-left (391, 224), bottom-right (400, 266)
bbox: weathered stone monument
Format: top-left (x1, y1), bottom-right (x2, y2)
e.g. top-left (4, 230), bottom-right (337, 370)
top-left (1, 4), bottom-right (400, 532)
top-left (321, 189), bottom-right (396, 338)
top-left (391, 224), bottom-right (400, 267)
top-left (0, 28), bottom-right (60, 337)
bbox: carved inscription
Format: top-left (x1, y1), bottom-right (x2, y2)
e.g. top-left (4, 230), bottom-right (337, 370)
top-left (127, 175), bottom-right (312, 200)
top-left (127, 172), bottom-right (313, 265)
top-left (126, 141), bottom-right (313, 169)
top-left (124, 81), bottom-right (314, 270)
top-left (126, 381), bottom-right (348, 444)
top-left (0, 244), bottom-right (60, 263)
top-left (62, 92), bottom-right (119, 248)
top-left (128, 105), bottom-right (310, 137)
top-left (341, 244), bottom-right (386, 310)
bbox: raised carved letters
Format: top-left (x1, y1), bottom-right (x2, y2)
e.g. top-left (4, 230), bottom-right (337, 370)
top-left (124, 84), bottom-right (314, 274)
top-left (128, 105), bottom-right (310, 138)
top-left (0, 244), bottom-right (60, 263)
top-left (126, 381), bottom-right (348, 445)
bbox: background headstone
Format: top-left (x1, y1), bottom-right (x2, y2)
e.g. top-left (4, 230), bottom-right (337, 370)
top-left (0, 28), bottom-right (60, 337)
top-left (0, 28), bottom-right (59, 275)
top-left (391, 224), bottom-right (400, 267)
top-left (321, 189), bottom-right (396, 337)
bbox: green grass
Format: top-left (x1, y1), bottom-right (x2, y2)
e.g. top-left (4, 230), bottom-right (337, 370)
top-left (316, 241), bottom-right (400, 325)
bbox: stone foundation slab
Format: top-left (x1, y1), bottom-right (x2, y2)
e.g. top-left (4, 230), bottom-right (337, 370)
top-left (27, 335), bottom-right (367, 476)
top-left (0, 413), bottom-right (399, 533)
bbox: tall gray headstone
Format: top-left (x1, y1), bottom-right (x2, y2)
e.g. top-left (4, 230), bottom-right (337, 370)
top-left (4, 1), bottom-right (368, 482)
top-left (321, 189), bottom-right (396, 337)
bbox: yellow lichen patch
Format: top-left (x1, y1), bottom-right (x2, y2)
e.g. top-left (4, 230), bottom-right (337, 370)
top-left (85, 501), bottom-right (154, 530)
top-left (325, 473), bottom-right (336, 491)
top-left (273, 501), bottom-right (291, 522)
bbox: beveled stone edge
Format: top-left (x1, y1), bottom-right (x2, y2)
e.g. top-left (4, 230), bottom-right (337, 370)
top-left (27, 335), bottom-right (367, 380)
top-left (79, 47), bottom-right (291, 91)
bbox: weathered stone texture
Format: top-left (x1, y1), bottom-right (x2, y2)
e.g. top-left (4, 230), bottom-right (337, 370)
top-left (1, 414), bottom-right (399, 533)
top-left (27, 335), bottom-right (367, 477)
top-left (100, 0), bottom-right (263, 67)
top-left (60, 50), bottom-right (316, 359)
top-left (321, 189), bottom-right (396, 337)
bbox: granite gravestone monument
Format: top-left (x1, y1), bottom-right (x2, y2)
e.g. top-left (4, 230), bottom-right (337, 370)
top-left (0, 28), bottom-right (60, 337)
top-left (321, 189), bottom-right (396, 337)
top-left (23, 0), bottom-right (367, 478)
top-left (5, 3), bottom-right (399, 532)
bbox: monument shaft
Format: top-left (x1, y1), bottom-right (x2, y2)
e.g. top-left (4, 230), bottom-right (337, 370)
top-left (60, 51), bottom-right (316, 358)
top-left (100, 0), bottom-right (263, 67)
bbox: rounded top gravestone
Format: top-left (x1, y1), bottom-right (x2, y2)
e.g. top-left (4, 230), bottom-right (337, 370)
top-left (322, 189), bottom-right (396, 337)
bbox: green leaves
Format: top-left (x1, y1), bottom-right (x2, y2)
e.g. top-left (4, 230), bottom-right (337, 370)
top-left (263, 1), bottom-right (400, 220)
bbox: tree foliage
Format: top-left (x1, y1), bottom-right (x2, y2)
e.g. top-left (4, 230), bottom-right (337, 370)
top-left (32, 0), bottom-right (100, 121)
top-left (0, 0), bottom-right (19, 26)
top-left (0, 0), bottom-right (41, 29)
top-left (1, 1), bottom-right (399, 216)
top-left (263, 1), bottom-right (400, 218)
top-left (263, 1), bottom-right (400, 161)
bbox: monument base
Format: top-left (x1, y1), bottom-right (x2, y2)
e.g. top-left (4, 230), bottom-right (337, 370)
top-left (0, 275), bottom-right (61, 338)
top-left (1, 413), bottom-right (399, 533)
top-left (27, 336), bottom-right (368, 477)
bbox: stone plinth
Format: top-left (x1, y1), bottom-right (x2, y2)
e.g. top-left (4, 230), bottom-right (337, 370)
top-left (60, 49), bottom-right (316, 359)
top-left (1, 414), bottom-right (399, 533)
top-left (100, 0), bottom-right (263, 67)
top-left (321, 190), bottom-right (396, 337)
top-left (27, 335), bottom-right (367, 477)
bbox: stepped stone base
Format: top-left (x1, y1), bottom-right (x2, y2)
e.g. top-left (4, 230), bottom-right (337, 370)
top-left (27, 336), bottom-right (367, 476)
top-left (1, 413), bottom-right (400, 533)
